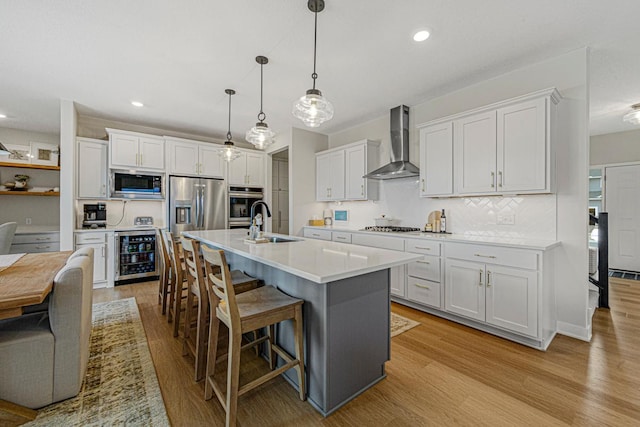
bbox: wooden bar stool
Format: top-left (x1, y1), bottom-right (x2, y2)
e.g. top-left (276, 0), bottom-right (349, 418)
top-left (162, 230), bottom-right (188, 337)
top-left (157, 229), bottom-right (172, 315)
top-left (201, 245), bottom-right (305, 427)
top-left (181, 237), bottom-right (260, 382)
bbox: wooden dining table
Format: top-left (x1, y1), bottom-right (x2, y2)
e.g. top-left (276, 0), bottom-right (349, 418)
top-left (0, 251), bottom-right (72, 320)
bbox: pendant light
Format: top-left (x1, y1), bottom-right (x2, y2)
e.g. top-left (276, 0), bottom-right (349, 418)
top-left (218, 89), bottom-right (242, 162)
top-left (246, 56), bottom-right (276, 149)
top-left (292, 0), bottom-right (334, 128)
top-left (623, 103), bottom-right (640, 125)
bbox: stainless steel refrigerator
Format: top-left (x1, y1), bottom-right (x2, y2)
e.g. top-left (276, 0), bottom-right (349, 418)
top-left (169, 176), bottom-right (227, 236)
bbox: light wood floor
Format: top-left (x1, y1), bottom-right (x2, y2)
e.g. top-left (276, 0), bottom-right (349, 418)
top-left (93, 278), bottom-right (640, 426)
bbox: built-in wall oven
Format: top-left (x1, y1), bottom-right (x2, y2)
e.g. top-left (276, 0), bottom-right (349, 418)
top-left (114, 229), bottom-right (158, 282)
top-left (228, 186), bottom-right (263, 229)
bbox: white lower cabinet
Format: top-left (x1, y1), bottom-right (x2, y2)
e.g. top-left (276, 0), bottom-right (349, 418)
top-left (75, 231), bottom-right (113, 288)
top-left (444, 243), bottom-right (539, 338)
top-left (405, 239), bottom-right (442, 308)
top-left (10, 232), bottom-right (60, 254)
top-left (303, 228), bottom-right (332, 241)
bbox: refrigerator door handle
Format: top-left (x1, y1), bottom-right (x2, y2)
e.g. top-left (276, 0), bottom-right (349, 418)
top-left (198, 185), bottom-right (205, 229)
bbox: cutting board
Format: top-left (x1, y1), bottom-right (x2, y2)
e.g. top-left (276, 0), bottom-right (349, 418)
top-left (427, 210), bottom-right (441, 226)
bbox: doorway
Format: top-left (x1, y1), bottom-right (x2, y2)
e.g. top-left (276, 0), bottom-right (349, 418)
top-left (271, 149), bottom-right (289, 235)
top-left (605, 163), bottom-right (640, 272)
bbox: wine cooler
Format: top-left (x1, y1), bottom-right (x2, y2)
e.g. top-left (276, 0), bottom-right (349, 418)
top-left (114, 230), bottom-right (158, 281)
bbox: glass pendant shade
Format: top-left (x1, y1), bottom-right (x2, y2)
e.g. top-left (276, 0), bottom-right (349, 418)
top-left (246, 122), bottom-right (276, 149)
top-left (623, 105), bottom-right (640, 124)
top-left (219, 141), bottom-right (242, 162)
top-left (293, 89), bottom-right (334, 128)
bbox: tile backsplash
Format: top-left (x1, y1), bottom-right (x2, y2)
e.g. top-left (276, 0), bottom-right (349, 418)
top-left (328, 178), bottom-right (557, 240)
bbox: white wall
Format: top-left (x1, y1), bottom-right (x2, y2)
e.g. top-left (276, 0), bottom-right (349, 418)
top-left (74, 199), bottom-right (165, 229)
top-left (289, 127), bottom-right (328, 235)
top-left (328, 49), bottom-right (590, 340)
top-left (590, 128), bottom-right (640, 165)
top-left (0, 127), bottom-right (60, 228)
top-left (60, 99), bottom-right (77, 250)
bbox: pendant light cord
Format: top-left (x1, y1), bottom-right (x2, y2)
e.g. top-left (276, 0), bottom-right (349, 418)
top-left (258, 62), bottom-right (266, 122)
top-left (312, 6), bottom-right (318, 90)
top-left (226, 92), bottom-right (232, 141)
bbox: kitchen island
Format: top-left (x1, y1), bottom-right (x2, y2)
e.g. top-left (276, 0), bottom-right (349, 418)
top-left (184, 229), bottom-right (421, 416)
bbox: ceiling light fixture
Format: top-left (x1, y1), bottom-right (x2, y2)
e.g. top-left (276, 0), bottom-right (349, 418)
top-left (131, 101), bottom-right (144, 108)
top-left (218, 89), bottom-right (242, 162)
top-left (413, 30), bottom-right (431, 42)
top-left (292, 0), bottom-right (333, 128)
top-left (623, 103), bottom-right (640, 125)
top-left (246, 56), bottom-right (275, 149)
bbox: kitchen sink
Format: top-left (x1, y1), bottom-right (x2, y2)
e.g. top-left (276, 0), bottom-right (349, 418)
top-left (264, 235), bottom-right (301, 243)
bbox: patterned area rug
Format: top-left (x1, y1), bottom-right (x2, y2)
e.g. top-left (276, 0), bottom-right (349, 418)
top-left (26, 298), bottom-right (169, 426)
top-left (390, 312), bottom-right (420, 337)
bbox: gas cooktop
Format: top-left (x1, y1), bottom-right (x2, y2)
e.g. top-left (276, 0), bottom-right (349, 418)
top-left (361, 226), bottom-right (421, 233)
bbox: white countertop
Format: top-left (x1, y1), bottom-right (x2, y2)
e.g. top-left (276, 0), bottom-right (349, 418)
top-left (304, 226), bottom-right (560, 250)
top-left (184, 229), bottom-right (422, 283)
top-left (75, 225), bottom-right (158, 232)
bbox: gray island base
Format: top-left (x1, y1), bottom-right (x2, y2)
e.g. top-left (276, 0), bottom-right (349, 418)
top-left (184, 229), bottom-right (420, 416)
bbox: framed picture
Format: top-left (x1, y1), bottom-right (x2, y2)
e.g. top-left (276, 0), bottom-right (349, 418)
top-left (29, 142), bottom-right (59, 166)
top-left (1, 143), bottom-right (31, 164)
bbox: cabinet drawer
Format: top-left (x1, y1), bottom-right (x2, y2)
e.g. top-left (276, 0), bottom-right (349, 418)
top-left (405, 239), bottom-right (441, 255)
top-left (351, 233), bottom-right (404, 251)
top-left (407, 256), bottom-right (441, 282)
top-left (407, 277), bottom-right (442, 309)
top-left (10, 242), bottom-right (60, 253)
top-left (445, 242), bottom-right (538, 270)
top-left (303, 228), bottom-right (332, 241)
top-left (76, 232), bottom-right (108, 244)
top-left (12, 233), bottom-right (60, 245)
top-left (332, 232), bottom-right (352, 243)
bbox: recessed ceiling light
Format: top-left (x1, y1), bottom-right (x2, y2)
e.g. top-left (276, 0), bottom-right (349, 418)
top-left (131, 101), bottom-right (144, 108)
top-left (0, 114), bottom-right (6, 118)
top-left (413, 30), bottom-right (431, 42)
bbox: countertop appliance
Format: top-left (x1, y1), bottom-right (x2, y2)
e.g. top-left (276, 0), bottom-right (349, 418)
top-left (363, 105), bottom-right (419, 180)
top-left (82, 203), bottom-right (106, 229)
top-left (229, 186), bottom-right (263, 229)
top-left (114, 229), bottom-right (158, 282)
top-left (169, 176), bottom-right (226, 236)
top-left (361, 226), bottom-right (421, 233)
top-left (111, 170), bottom-right (164, 199)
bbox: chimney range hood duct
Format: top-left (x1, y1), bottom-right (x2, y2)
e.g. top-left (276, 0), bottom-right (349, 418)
top-left (364, 105), bottom-right (419, 180)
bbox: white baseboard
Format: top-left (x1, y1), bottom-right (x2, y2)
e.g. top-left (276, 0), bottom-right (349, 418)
top-left (557, 321), bottom-right (592, 342)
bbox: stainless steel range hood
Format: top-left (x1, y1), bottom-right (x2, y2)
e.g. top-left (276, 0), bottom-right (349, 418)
top-left (364, 105), bottom-right (419, 180)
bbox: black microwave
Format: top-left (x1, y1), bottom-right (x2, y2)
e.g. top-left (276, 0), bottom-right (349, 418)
top-left (110, 171), bottom-right (164, 199)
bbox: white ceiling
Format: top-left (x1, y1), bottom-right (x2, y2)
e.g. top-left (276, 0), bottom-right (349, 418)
top-left (1, 1), bottom-right (639, 139)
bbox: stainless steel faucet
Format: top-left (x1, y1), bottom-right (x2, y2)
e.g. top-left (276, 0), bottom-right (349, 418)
top-left (250, 200), bottom-right (272, 233)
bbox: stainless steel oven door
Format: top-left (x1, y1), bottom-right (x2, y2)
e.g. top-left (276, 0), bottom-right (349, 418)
top-left (229, 186), bottom-right (263, 224)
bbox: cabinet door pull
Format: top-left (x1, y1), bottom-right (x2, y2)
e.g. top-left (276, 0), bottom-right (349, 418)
top-left (361, 184), bottom-right (364, 196)
top-left (416, 260), bottom-right (430, 265)
top-left (474, 253), bottom-right (496, 259)
top-left (135, 153), bottom-right (139, 166)
top-left (36, 245), bottom-right (51, 249)
top-left (414, 246), bottom-right (431, 250)
top-left (140, 153), bottom-right (143, 165)
top-left (487, 270), bottom-right (492, 287)
top-left (414, 283), bottom-right (430, 290)
top-left (36, 237), bottom-right (51, 241)
top-left (81, 237), bottom-right (102, 242)
top-left (421, 178), bottom-right (425, 192)
top-left (102, 246), bottom-right (106, 257)
top-left (498, 171), bottom-right (503, 188)
top-left (490, 171), bottom-right (495, 188)
top-left (312, 233), bottom-right (320, 237)
top-left (479, 269), bottom-right (483, 286)
top-left (336, 236), bottom-right (347, 240)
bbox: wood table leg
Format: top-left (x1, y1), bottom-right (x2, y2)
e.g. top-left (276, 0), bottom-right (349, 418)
top-left (0, 399), bottom-right (37, 426)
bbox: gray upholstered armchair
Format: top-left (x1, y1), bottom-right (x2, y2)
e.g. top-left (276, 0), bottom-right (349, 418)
top-left (0, 248), bottom-right (94, 408)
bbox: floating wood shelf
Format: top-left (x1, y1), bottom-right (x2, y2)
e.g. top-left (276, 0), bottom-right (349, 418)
top-left (0, 162), bottom-right (60, 171)
top-left (0, 191), bottom-right (60, 196)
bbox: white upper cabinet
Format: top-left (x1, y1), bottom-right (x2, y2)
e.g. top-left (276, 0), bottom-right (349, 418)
top-left (228, 150), bottom-right (265, 187)
top-left (77, 137), bottom-right (108, 199)
top-left (455, 111), bottom-right (498, 194)
top-left (419, 122), bottom-right (454, 197)
top-left (419, 88), bottom-right (559, 197)
top-left (166, 137), bottom-right (224, 178)
top-left (316, 139), bottom-right (379, 202)
top-left (497, 97), bottom-right (547, 193)
top-left (107, 129), bottom-right (165, 171)
top-left (316, 150), bottom-right (345, 201)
